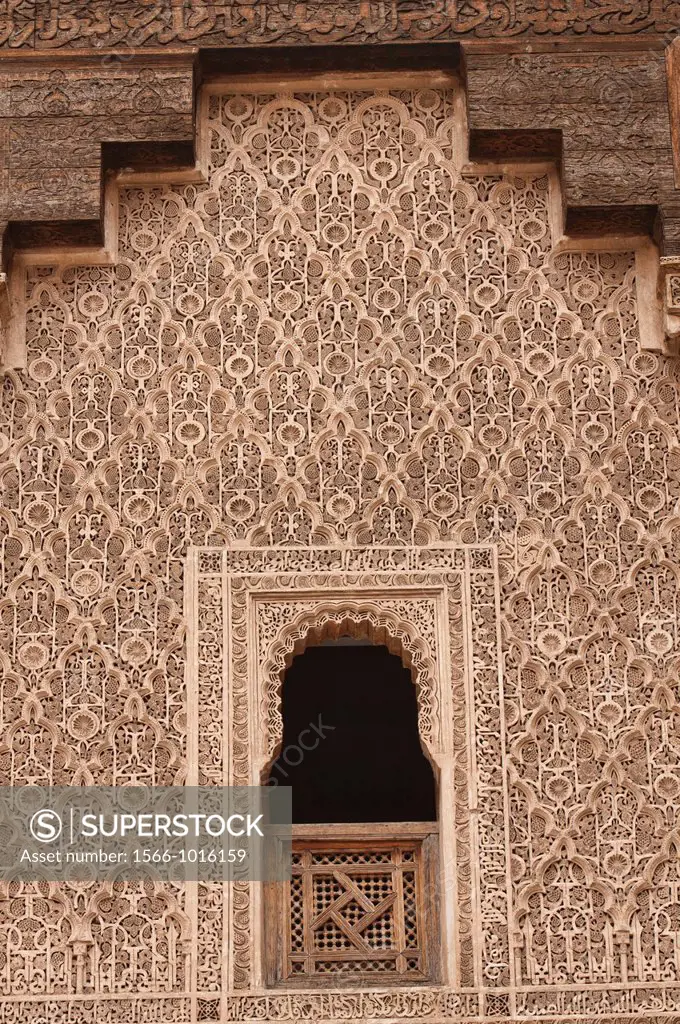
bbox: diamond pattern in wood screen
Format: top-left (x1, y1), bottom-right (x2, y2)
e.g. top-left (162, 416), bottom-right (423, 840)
top-left (270, 829), bottom-right (437, 984)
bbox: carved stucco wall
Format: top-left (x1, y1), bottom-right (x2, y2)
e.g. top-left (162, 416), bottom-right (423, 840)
top-left (1, 78), bottom-right (680, 1021)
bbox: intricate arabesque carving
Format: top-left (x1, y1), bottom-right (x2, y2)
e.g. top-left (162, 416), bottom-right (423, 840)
top-left (2, 13), bottom-right (679, 368)
top-left (0, 876), bottom-right (191, 998)
top-left (1, 80), bottom-right (680, 1020)
top-left (2, 3), bottom-right (680, 49)
top-left (258, 602), bottom-right (440, 759)
top-left (192, 545), bottom-right (497, 1011)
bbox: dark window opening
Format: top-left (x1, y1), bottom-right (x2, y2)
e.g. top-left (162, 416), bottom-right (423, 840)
top-left (266, 643), bottom-right (437, 824)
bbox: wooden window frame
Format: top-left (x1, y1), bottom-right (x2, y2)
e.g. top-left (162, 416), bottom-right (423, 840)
top-left (264, 822), bottom-right (440, 988)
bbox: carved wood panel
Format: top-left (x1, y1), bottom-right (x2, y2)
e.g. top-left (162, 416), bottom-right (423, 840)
top-left (2, 3), bottom-right (679, 49)
top-left (266, 825), bottom-right (440, 985)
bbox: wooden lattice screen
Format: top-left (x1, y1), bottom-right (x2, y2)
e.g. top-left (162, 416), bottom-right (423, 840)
top-left (265, 824), bottom-right (440, 986)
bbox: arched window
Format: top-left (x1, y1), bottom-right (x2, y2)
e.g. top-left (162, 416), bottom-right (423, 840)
top-left (268, 642), bottom-right (436, 823)
top-left (264, 637), bottom-right (440, 986)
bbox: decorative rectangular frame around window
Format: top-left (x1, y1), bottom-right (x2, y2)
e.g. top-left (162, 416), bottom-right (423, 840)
top-left (186, 544), bottom-right (505, 1021)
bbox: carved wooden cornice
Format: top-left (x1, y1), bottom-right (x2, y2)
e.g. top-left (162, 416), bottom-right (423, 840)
top-left (2, 1), bottom-right (680, 48)
top-left (2, 4), bottom-right (680, 359)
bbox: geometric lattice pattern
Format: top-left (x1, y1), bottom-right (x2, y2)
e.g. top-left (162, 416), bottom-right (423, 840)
top-left (2, 77), bottom-right (680, 1021)
top-left (282, 834), bottom-right (432, 982)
